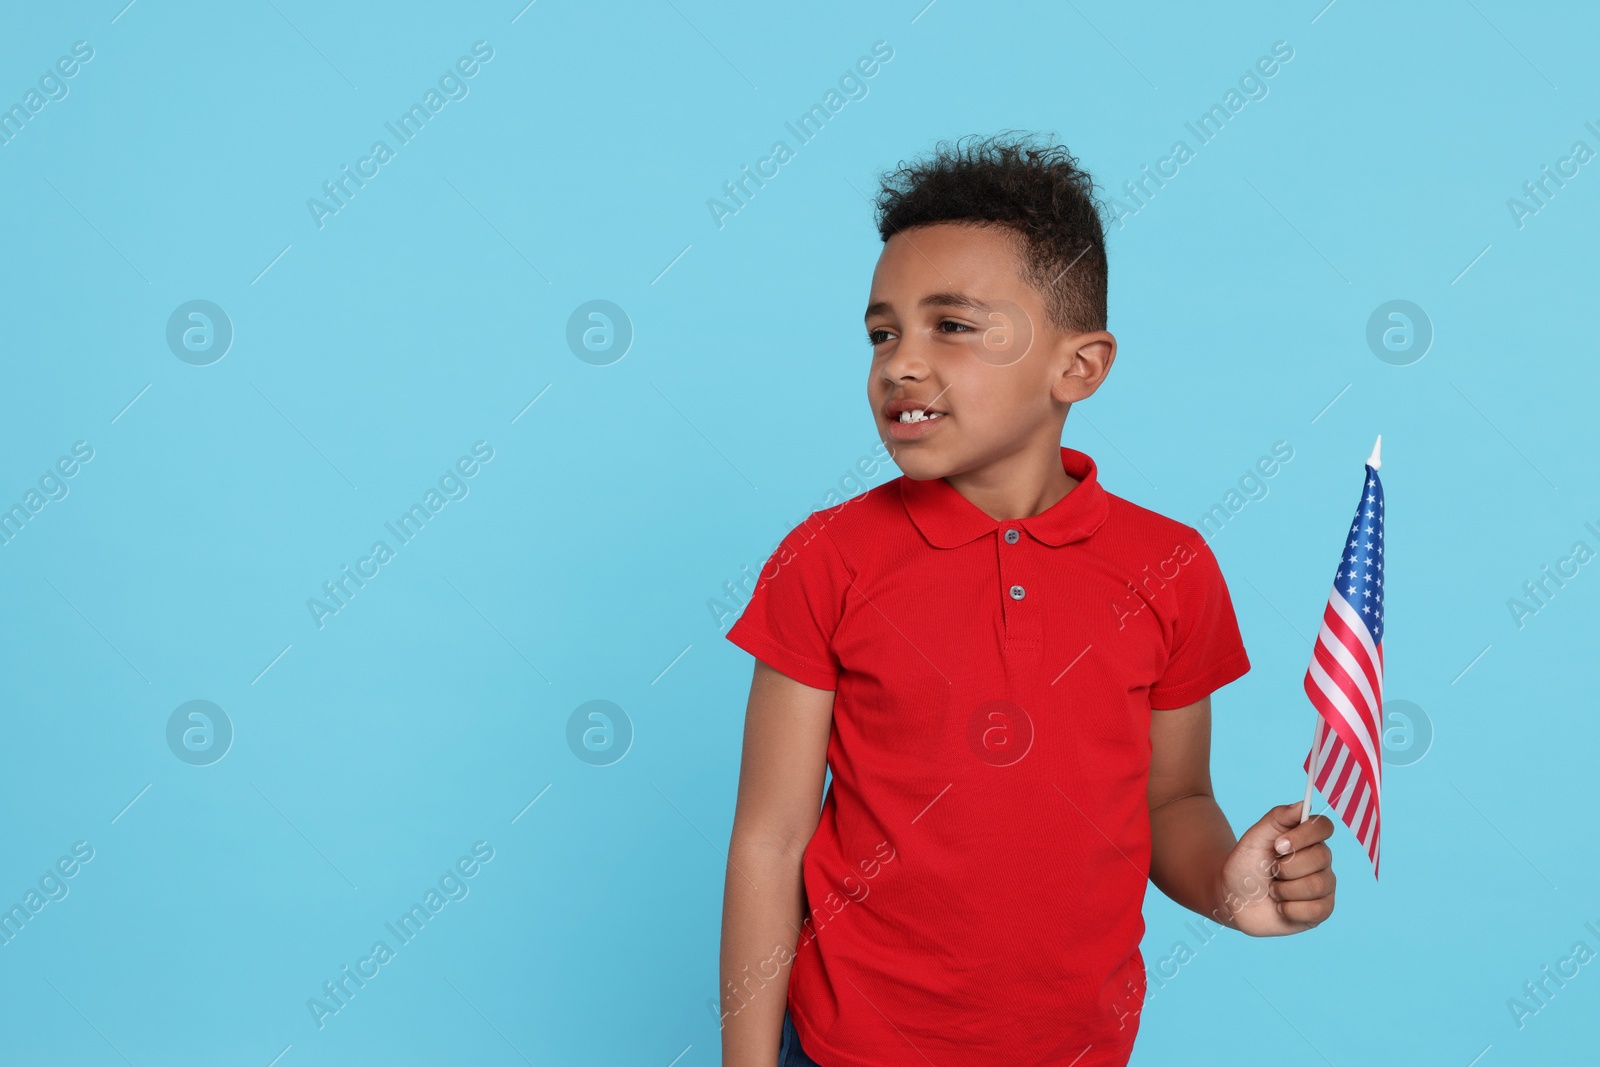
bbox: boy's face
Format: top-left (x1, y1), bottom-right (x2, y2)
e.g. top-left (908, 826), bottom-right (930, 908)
top-left (864, 222), bottom-right (1113, 481)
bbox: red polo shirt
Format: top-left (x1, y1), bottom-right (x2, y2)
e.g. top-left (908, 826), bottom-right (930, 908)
top-left (725, 446), bottom-right (1251, 1067)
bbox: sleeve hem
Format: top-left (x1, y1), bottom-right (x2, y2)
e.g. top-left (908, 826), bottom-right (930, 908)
top-left (1149, 649), bottom-right (1251, 711)
top-left (723, 626), bottom-right (840, 692)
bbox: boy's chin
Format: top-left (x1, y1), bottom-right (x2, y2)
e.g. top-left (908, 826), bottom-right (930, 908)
top-left (881, 442), bottom-right (958, 480)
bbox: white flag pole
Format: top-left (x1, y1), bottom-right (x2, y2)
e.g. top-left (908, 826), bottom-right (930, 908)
top-left (1299, 722), bottom-right (1321, 825)
top-left (1299, 435), bottom-right (1381, 826)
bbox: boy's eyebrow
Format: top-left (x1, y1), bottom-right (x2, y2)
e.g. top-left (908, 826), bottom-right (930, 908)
top-left (864, 291), bottom-right (994, 322)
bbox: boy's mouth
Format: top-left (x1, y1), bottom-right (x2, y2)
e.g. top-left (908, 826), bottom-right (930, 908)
top-left (883, 397), bottom-right (950, 423)
top-left (882, 398), bottom-right (950, 441)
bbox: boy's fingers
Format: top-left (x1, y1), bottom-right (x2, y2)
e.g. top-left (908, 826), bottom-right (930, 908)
top-left (1263, 801), bottom-right (1309, 836)
top-left (1272, 842), bottom-right (1332, 880)
top-left (1276, 896), bottom-right (1334, 927)
top-left (1271, 869), bottom-right (1335, 901)
top-left (1254, 802), bottom-right (1310, 857)
top-left (1270, 808), bottom-right (1335, 856)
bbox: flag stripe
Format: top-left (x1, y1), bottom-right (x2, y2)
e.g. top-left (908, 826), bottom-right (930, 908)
top-left (1351, 777), bottom-right (1371, 835)
top-left (1355, 781), bottom-right (1374, 841)
top-left (1325, 742), bottom-right (1356, 805)
top-left (1311, 633), bottom-right (1379, 753)
top-left (1313, 733), bottom-right (1338, 801)
top-left (1320, 601), bottom-right (1382, 728)
top-left (1328, 594), bottom-right (1385, 707)
top-left (1304, 656), bottom-right (1382, 795)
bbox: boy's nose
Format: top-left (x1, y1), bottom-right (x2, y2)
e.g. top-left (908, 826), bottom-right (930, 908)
top-left (881, 342), bottom-right (935, 381)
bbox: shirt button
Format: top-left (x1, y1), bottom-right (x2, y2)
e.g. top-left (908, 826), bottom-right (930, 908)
top-left (1004, 528), bottom-right (1020, 544)
top-left (1009, 585), bottom-right (1026, 600)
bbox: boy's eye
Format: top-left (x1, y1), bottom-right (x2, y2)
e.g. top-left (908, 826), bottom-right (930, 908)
top-left (866, 328), bottom-right (890, 345)
top-left (936, 320), bottom-right (973, 334)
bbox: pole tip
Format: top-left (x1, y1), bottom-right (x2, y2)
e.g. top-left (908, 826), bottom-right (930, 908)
top-left (1367, 434), bottom-right (1382, 470)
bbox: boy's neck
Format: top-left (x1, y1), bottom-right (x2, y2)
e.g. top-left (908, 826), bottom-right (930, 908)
top-left (942, 442), bottom-right (1080, 523)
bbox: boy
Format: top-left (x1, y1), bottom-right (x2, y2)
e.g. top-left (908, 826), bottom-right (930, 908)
top-left (719, 133), bottom-right (1336, 1067)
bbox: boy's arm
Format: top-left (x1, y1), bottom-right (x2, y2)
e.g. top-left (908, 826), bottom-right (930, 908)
top-left (1147, 695), bottom-right (1239, 922)
top-left (1148, 695), bottom-right (1338, 936)
top-left (720, 660), bottom-right (834, 1067)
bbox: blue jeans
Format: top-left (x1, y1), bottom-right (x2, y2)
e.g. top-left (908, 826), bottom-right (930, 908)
top-left (779, 1008), bottom-right (826, 1067)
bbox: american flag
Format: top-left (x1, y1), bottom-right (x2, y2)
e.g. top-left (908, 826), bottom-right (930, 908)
top-left (1300, 437), bottom-right (1384, 879)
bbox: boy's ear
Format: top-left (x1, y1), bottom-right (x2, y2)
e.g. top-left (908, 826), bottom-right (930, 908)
top-left (1052, 331), bottom-right (1116, 403)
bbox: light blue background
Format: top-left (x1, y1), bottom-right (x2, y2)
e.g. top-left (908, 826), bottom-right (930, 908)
top-left (1, 1), bottom-right (1595, 1064)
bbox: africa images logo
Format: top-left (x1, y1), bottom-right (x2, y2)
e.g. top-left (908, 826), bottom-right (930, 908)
top-left (307, 441), bottom-right (495, 629)
top-left (306, 842), bottom-right (495, 1029)
top-left (306, 41), bottom-right (495, 229)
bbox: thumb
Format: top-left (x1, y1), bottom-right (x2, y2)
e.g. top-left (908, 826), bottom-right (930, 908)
top-left (1240, 801), bottom-right (1307, 857)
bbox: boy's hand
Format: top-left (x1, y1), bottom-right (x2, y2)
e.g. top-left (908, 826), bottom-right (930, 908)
top-left (1219, 802), bottom-right (1336, 937)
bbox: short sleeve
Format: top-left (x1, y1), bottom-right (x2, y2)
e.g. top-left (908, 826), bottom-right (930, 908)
top-left (1148, 527), bottom-right (1252, 710)
top-left (724, 521), bottom-right (852, 691)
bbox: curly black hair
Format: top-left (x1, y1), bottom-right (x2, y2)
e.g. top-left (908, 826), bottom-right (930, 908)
top-left (872, 131), bottom-right (1109, 336)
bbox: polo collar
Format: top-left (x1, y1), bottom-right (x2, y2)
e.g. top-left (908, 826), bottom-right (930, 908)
top-left (899, 446), bottom-right (1111, 548)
